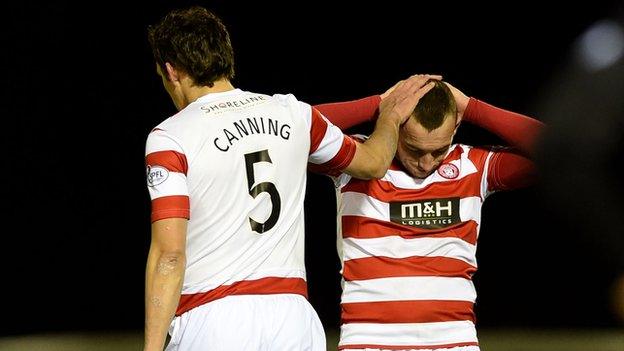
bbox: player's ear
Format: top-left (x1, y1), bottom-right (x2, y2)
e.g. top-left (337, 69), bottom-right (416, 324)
top-left (165, 62), bottom-right (180, 83)
top-left (452, 113), bottom-right (461, 136)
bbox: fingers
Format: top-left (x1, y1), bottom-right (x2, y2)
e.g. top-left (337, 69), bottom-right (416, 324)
top-left (395, 80), bottom-right (437, 125)
top-left (381, 80), bottom-right (404, 100)
top-left (412, 81), bottom-right (436, 100)
top-left (398, 74), bottom-right (442, 97)
top-left (389, 80), bottom-right (405, 90)
top-left (379, 74), bottom-right (443, 126)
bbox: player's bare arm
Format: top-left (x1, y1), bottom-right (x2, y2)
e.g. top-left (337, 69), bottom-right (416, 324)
top-left (144, 218), bottom-right (187, 351)
top-left (343, 75), bottom-right (440, 179)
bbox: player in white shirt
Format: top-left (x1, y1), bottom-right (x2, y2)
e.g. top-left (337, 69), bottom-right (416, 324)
top-left (143, 6), bottom-right (439, 351)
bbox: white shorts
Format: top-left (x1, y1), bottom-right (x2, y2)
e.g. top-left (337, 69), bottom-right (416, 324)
top-left (165, 294), bottom-right (325, 351)
top-left (349, 346), bottom-right (480, 351)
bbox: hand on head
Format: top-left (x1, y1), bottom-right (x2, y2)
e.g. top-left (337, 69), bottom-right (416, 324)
top-left (443, 82), bottom-right (469, 125)
top-left (379, 74), bottom-right (442, 125)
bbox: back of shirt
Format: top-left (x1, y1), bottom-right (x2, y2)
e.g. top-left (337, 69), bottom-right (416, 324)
top-left (145, 89), bottom-right (355, 315)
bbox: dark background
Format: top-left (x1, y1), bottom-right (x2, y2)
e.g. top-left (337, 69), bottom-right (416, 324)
top-left (2, 0), bottom-right (622, 336)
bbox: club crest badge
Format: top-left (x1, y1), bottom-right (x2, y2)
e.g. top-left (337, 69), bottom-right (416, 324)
top-left (437, 163), bottom-right (459, 179)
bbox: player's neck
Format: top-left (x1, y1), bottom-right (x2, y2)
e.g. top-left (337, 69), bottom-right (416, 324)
top-left (183, 79), bottom-right (236, 106)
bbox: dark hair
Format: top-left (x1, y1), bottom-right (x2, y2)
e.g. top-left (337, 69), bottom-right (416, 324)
top-left (148, 6), bottom-right (235, 87)
top-left (412, 80), bottom-right (457, 131)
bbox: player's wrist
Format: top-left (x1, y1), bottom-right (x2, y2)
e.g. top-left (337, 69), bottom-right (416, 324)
top-left (378, 108), bottom-right (405, 127)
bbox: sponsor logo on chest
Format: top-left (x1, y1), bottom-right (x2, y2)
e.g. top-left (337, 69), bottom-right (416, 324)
top-left (389, 197), bottom-right (460, 229)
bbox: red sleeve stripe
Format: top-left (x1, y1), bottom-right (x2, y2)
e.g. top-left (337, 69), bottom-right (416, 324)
top-left (151, 195), bottom-right (190, 222)
top-left (343, 255), bottom-right (476, 281)
top-left (176, 277), bottom-right (308, 316)
top-left (321, 135), bottom-right (357, 171)
top-left (309, 107), bottom-right (329, 155)
top-left (146, 150), bottom-right (188, 175)
top-left (308, 136), bottom-right (357, 175)
top-left (341, 300), bottom-right (475, 324)
top-left (342, 215), bottom-right (478, 245)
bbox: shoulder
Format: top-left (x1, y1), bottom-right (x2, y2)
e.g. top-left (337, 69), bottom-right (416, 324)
top-left (271, 93), bottom-right (313, 116)
top-left (145, 109), bottom-right (193, 153)
top-left (146, 126), bottom-right (185, 155)
top-left (465, 144), bottom-right (510, 159)
top-left (270, 92), bottom-right (299, 105)
top-left (458, 144), bottom-right (509, 170)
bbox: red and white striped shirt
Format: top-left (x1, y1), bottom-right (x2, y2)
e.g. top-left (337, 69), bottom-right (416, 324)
top-left (335, 143), bottom-right (500, 350)
top-left (145, 89), bottom-right (356, 315)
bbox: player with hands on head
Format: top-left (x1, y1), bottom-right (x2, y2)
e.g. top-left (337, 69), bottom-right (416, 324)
top-left (317, 79), bottom-right (544, 351)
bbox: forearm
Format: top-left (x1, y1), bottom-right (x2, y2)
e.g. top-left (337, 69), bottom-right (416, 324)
top-left (345, 115), bottom-right (400, 179)
top-left (463, 98), bottom-right (545, 156)
top-left (313, 95), bottom-right (381, 130)
top-left (144, 248), bottom-right (185, 351)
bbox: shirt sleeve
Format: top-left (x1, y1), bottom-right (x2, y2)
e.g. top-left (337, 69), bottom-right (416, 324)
top-left (485, 147), bottom-right (538, 193)
top-left (463, 98), bottom-right (544, 156)
top-left (313, 95), bottom-right (381, 130)
top-left (145, 128), bottom-right (190, 222)
top-left (305, 105), bottom-right (357, 175)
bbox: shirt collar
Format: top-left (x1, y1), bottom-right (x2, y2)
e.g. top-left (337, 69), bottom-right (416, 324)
top-left (193, 88), bottom-right (244, 104)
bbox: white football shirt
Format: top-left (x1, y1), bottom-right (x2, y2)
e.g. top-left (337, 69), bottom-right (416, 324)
top-left (145, 89), bottom-right (356, 315)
